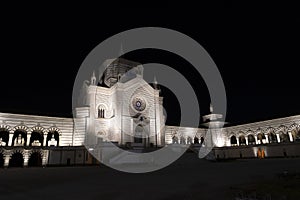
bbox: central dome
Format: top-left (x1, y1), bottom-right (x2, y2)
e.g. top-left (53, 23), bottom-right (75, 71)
top-left (101, 58), bottom-right (142, 87)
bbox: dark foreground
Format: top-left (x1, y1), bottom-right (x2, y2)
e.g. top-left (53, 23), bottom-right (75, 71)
top-left (1, 153), bottom-right (300, 200)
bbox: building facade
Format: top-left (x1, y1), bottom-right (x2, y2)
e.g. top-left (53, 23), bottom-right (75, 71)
top-left (1, 58), bottom-right (300, 167)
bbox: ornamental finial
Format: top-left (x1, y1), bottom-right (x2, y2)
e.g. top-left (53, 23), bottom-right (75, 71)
top-left (210, 103), bottom-right (213, 113)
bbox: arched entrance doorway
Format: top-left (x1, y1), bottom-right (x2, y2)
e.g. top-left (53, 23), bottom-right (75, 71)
top-left (9, 152), bottom-right (24, 167)
top-left (0, 153), bottom-right (4, 167)
top-left (28, 152), bottom-right (43, 167)
top-left (134, 124), bottom-right (144, 143)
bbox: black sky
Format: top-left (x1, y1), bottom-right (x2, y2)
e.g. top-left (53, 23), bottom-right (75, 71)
top-left (0, 1), bottom-right (299, 126)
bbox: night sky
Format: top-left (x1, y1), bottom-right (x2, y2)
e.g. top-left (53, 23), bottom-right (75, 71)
top-left (0, 2), bottom-right (299, 126)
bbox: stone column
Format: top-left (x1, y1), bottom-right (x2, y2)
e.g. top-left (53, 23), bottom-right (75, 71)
top-left (4, 154), bottom-right (10, 167)
top-left (42, 150), bottom-right (48, 166)
top-left (26, 133), bottom-right (31, 146)
top-left (265, 134), bottom-right (269, 143)
top-left (43, 134), bottom-right (47, 147)
top-left (245, 137), bottom-right (249, 145)
top-left (8, 132), bottom-right (14, 146)
top-left (276, 133), bottom-right (281, 143)
top-left (236, 137), bottom-right (240, 146)
top-left (288, 132), bottom-right (293, 142)
top-left (254, 135), bottom-right (258, 144)
top-left (23, 151), bottom-right (29, 167)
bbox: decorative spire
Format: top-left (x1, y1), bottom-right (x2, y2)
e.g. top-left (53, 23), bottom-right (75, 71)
top-left (91, 71), bottom-right (96, 85)
top-left (153, 76), bottom-right (158, 89)
top-left (153, 76), bottom-right (160, 93)
top-left (154, 76), bottom-right (157, 84)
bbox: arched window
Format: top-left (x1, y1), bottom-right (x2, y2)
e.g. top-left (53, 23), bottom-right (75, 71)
top-left (279, 131), bottom-right (289, 143)
top-left (46, 131), bottom-right (59, 146)
top-left (28, 152), bottom-right (43, 167)
top-left (239, 135), bottom-right (246, 145)
top-left (0, 129), bottom-right (9, 146)
top-left (248, 134), bottom-right (256, 145)
top-left (296, 129), bottom-right (300, 142)
top-left (187, 136), bottom-right (193, 144)
top-left (30, 131), bottom-right (43, 146)
top-left (98, 105), bottom-right (106, 118)
top-left (200, 137), bottom-right (205, 145)
top-left (257, 133), bottom-right (266, 144)
top-left (194, 137), bottom-right (199, 144)
top-left (230, 136), bottom-right (237, 146)
top-left (12, 130), bottom-right (27, 146)
top-left (268, 131), bottom-right (277, 143)
top-left (172, 136), bottom-right (178, 144)
top-left (180, 136), bottom-right (186, 145)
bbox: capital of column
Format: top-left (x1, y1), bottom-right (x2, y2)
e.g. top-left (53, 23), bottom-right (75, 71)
top-left (8, 133), bottom-right (14, 146)
top-left (4, 155), bottom-right (10, 167)
top-left (288, 132), bottom-right (293, 142)
top-left (43, 134), bottom-right (47, 147)
top-left (276, 133), bottom-right (281, 143)
top-left (264, 134), bottom-right (269, 143)
top-left (26, 134), bottom-right (31, 146)
top-left (23, 153), bottom-right (29, 167)
top-left (254, 135), bottom-right (258, 144)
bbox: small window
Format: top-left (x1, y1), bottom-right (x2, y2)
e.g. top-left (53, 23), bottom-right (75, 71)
top-left (98, 105), bottom-right (106, 118)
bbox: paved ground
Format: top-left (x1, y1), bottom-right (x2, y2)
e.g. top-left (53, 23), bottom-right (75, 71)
top-left (1, 153), bottom-right (300, 200)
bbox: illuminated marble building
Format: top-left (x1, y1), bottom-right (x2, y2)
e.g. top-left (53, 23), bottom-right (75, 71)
top-left (1, 58), bottom-right (300, 167)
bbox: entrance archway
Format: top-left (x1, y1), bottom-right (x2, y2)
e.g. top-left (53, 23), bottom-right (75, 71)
top-left (9, 152), bottom-right (24, 167)
top-left (134, 124), bottom-right (144, 143)
top-left (0, 153), bottom-right (4, 167)
top-left (28, 152), bottom-right (43, 167)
